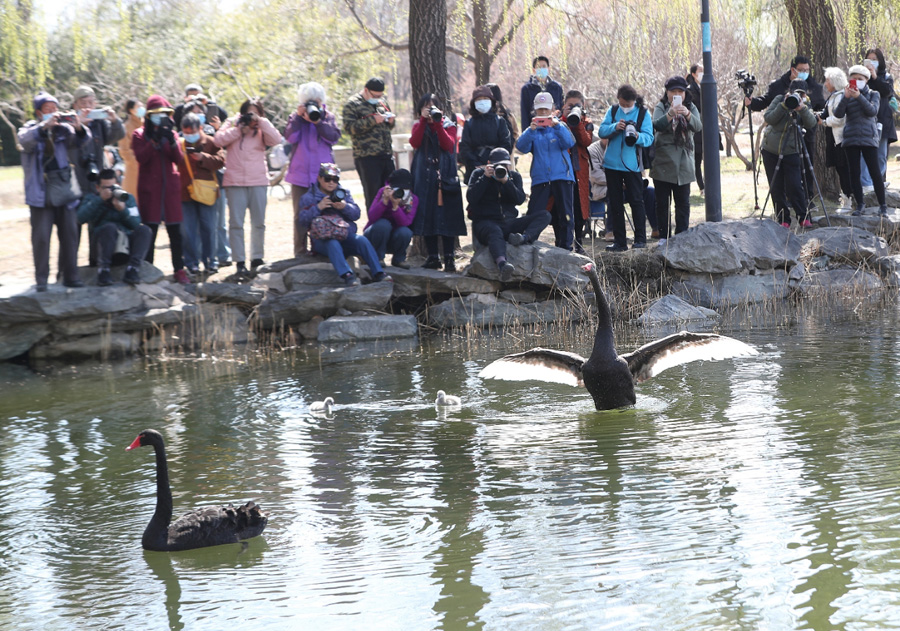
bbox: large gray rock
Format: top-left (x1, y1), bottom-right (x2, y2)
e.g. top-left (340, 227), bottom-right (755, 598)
top-left (823, 212), bottom-right (900, 239)
top-left (468, 241), bottom-right (592, 291)
top-left (191, 282), bottom-right (266, 306)
top-left (389, 267), bottom-right (501, 298)
top-left (283, 263), bottom-right (346, 290)
top-left (426, 293), bottom-right (583, 328)
top-left (0, 322), bottom-right (50, 361)
top-left (660, 219), bottom-right (802, 273)
top-left (252, 272), bottom-right (286, 294)
top-left (672, 270), bottom-right (792, 308)
top-left (875, 255), bottom-right (900, 287)
top-left (256, 256), bottom-right (318, 274)
top-left (636, 294), bottom-right (720, 325)
top-left (30, 331), bottom-right (142, 360)
top-left (800, 267), bottom-right (883, 296)
top-left (799, 227), bottom-right (889, 264)
top-left (0, 284), bottom-right (144, 323)
top-left (317, 315), bottom-right (418, 341)
top-left (255, 281), bottom-right (393, 327)
top-left (865, 187), bottom-right (900, 209)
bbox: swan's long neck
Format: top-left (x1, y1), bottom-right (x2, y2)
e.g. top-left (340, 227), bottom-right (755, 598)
top-left (144, 440), bottom-right (174, 550)
top-left (587, 268), bottom-right (617, 358)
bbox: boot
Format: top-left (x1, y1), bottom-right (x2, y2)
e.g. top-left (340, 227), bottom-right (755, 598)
top-left (443, 255), bottom-right (457, 273)
top-left (423, 255), bottom-right (442, 270)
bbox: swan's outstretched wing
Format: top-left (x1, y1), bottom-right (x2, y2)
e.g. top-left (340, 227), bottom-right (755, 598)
top-left (479, 348), bottom-right (586, 388)
top-left (620, 331), bottom-right (758, 383)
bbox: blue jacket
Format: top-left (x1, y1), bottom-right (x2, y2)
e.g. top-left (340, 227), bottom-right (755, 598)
top-left (515, 123), bottom-right (576, 185)
top-left (76, 192), bottom-right (142, 234)
top-left (297, 182), bottom-right (360, 240)
top-left (598, 106), bottom-right (654, 172)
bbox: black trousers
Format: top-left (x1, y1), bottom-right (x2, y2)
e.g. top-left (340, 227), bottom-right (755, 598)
top-left (527, 180), bottom-right (574, 251)
top-left (654, 180), bottom-right (691, 239)
top-left (94, 223), bottom-right (153, 269)
top-left (355, 154), bottom-right (395, 213)
top-left (693, 131), bottom-right (705, 191)
top-left (845, 145), bottom-right (886, 209)
top-left (761, 149), bottom-right (808, 225)
top-left (605, 168), bottom-right (646, 247)
top-left (473, 211), bottom-right (551, 262)
top-left (145, 222), bottom-right (185, 272)
top-left (30, 204), bottom-right (80, 286)
top-left (424, 235), bottom-right (455, 259)
top-left (572, 181), bottom-right (587, 251)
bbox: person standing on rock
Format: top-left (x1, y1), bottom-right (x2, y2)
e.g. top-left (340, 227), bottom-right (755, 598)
top-left (342, 77), bottom-right (396, 213)
top-left (467, 148), bottom-right (550, 282)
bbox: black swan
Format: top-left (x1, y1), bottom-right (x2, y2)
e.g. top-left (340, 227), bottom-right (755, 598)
top-left (127, 429), bottom-right (268, 552)
top-left (479, 262), bottom-right (758, 410)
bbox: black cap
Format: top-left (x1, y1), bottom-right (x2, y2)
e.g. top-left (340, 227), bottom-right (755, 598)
top-left (388, 168), bottom-right (412, 189)
top-left (664, 75), bottom-right (689, 91)
top-left (365, 77), bottom-right (386, 92)
top-left (488, 147), bottom-right (511, 164)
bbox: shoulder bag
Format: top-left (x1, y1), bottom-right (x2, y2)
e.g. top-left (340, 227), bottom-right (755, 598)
top-left (309, 213), bottom-right (350, 241)
top-left (182, 139), bottom-right (219, 206)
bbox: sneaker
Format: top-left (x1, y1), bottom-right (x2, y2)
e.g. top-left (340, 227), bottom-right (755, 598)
top-left (781, 222), bottom-right (791, 228)
top-left (35, 283), bottom-right (48, 292)
top-left (508, 233), bottom-right (526, 246)
top-left (443, 257), bottom-right (457, 273)
top-left (390, 257), bottom-right (410, 269)
top-left (880, 205), bottom-right (889, 217)
top-left (97, 269), bottom-right (114, 286)
top-left (206, 265), bottom-right (219, 275)
top-left (123, 267), bottom-right (140, 285)
top-left (173, 269), bottom-right (191, 285)
top-left (342, 272), bottom-right (360, 287)
top-left (188, 267), bottom-right (200, 276)
top-left (851, 207), bottom-right (866, 217)
top-left (499, 261), bottom-right (515, 282)
top-left (235, 262), bottom-right (252, 278)
top-left (423, 256), bottom-right (442, 270)
top-left (250, 258), bottom-right (264, 271)
top-left (657, 238), bottom-right (667, 247)
top-left (63, 278), bottom-right (85, 288)
top-left (606, 244), bottom-right (628, 252)
top-left (801, 219), bottom-right (814, 228)
top-left (632, 242), bottom-right (647, 249)
top-left (219, 259), bottom-right (233, 268)
top-left (372, 271), bottom-right (393, 283)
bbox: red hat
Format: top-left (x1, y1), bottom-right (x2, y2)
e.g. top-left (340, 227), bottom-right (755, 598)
top-left (146, 94), bottom-right (174, 114)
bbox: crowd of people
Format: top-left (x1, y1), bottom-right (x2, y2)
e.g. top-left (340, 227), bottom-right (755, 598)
top-left (19, 51), bottom-right (896, 291)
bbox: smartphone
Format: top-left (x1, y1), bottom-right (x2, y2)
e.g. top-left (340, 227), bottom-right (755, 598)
top-left (88, 109), bottom-right (108, 120)
top-left (533, 116), bottom-right (553, 127)
top-left (382, 112), bottom-right (395, 119)
top-left (672, 95), bottom-right (683, 107)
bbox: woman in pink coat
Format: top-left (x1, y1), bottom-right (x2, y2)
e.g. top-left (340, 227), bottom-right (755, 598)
top-left (214, 98), bottom-right (284, 278)
top-left (132, 94), bottom-right (189, 284)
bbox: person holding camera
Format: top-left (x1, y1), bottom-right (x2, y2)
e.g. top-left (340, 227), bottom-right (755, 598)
top-left (468, 148), bottom-right (550, 282)
top-left (410, 92), bottom-right (466, 272)
top-left (298, 163), bottom-right (391, 286)
top-left (76, 169), bottom-right (152, 286)
top-left (651, 76), bottom-right (702, 245)
top-left (70, 85), bottom-right (125, 195)
top-left (177, 113), bottom-right (225, 276)
top-left (343, 77), bottom-right (397, 213)
top-left (859, 49), bottom-right (896, 192)
top-left (516, 91), bottom-right (576, 250)
top-left (18, 91), bottom-right (91, 291)
top-left (819, 67), bottom-right (853, 211)
top-left (173, 84), bottom-right (228, 130)
top-left (285, 82), bottom-right (342, 257)
top-left (132, 95), bottom-right (190, 284)
top-left (760, 80), bottom-right (818, 227)
top-left (459, 85), bottom-right (513, 184)
top-left (214, 97), bottom-right (284, 277)
top-left (598, 84), bottom-right (654, 252)
top-left (561, 90), bottom-right (595, 253)
top-left (835, 65), bottom-right (888, 216)
top-left (520, 56), bottom-right (565, 129)
top-left (363, 168), bottom-right (418, 268)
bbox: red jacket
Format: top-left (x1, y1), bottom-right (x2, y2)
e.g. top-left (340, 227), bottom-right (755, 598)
top-left (568, 120), bottom-right (594, 220)
top-left (132, 126), bottom-right (184, 223)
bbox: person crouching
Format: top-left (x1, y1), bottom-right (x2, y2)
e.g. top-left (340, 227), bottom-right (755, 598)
top-left (363, 168), bottom-right (418, 269)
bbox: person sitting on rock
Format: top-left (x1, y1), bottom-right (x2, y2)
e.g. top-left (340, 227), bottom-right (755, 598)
top-left (77, 169), bottom-right (152, 286)
top-left (467, 148), bottom-right (550, 281)
top-left (297, 163), bottom-right (391, 287)
top-left (363, 168), bottom-right (418, 269)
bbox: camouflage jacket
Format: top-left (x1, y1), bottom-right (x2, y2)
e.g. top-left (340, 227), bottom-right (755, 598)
top-left (342, 93), bottom-right (396, 158)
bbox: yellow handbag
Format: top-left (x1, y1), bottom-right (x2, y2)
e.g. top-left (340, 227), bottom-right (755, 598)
top-left (182, 139), bottom-right (219, 206)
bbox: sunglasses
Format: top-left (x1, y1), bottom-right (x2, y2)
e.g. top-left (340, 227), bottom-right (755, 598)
top-left (322, 175), bottom-right (340, 183)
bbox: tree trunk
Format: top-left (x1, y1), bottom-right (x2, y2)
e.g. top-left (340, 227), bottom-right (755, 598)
top-left (409, 0), bottom-right (452, 108)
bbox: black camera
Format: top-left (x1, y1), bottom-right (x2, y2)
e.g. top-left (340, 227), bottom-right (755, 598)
top-left (566, 105), bottom-right (584, 127)
top-left (784, 91), bottom-right (806, 110)
top-left (239, 112), bottom-right (255, 125)
top-left (58, 111), bottom-right (78, 125)
top-left (623, 121), bottom-right (639, 147)
top-left (329, 188), bottom-right (346, 204)
top-left (735, 69), bottom-right (758, 96)
top-left (493, 165), bottom-right (508, 180)
top-left (305, 101), bottom-right (322, 122)
top-left (110, 185), bottom-right (129, 202)
top-left (157, 116), bottom-right (174, 133)
top-left (82, 156), bottom-right (100, 182)
top-left (429, 106), bottom-right (442, 123)
top-left (391, 186), bottom-right (408, 200)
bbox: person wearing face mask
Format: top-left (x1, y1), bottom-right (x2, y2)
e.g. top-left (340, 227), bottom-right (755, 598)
top-left (177, 113), bottom-right (226, 275)
top-left (459, 85), bottom-right (513, 184)
top-left (859, 48), bottom-right (896, 192)
top-left (520, 56), bottom-right (564, 129)
top-left (342, 77), bottom-right (397, 213)
top-left (686, 64), bottom-right (705, 195)
top-left (119, 99), bottom-right (145, 197)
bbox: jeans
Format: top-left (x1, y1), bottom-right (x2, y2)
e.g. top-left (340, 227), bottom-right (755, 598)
top-left (30, 204), bottom-right (80, 285)
top-left (605, 168), bottom-right (646, 247)
top-left (363, 218), bottom-right (413, 262)
top-left (226, 185), bottom-right (268, 263)
top-left (654, 180), bottom-right (691, 239)
top-left (527, 179), bottom-right (574, 250)
top-left (94, 223), bottom-right (152, 269)
top-left (181, 200), bottom-right (218, 270)
top-left (214, 172), bottom-right (231, 263)
top-left (472, 211), bottom-right (551, 262)
top-left (859, 135), bottom-right (889, 187)
top-left (311, 234), bottom-right (384, 278)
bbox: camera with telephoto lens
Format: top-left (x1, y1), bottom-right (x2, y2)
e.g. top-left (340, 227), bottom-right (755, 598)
top-left (784, 91), bottom-right (806, 110)
top-left (329, 188), bottom-right (346, 204)
top-left (623, 121), bottom-right (639, 146)
top-left (566, 105), bottom-right (584, 127)
top-left (110, 185), bottom-right (129, 202)
top-left (735, 69), bottom-right (758, 97)
top-left (429, 106), bottom-right (442, 123)
top-left (493, 165), bottom-right (508, 180)
top-left (82, 156), bottom-right (100, 182)
top-left (305, 101), bottom-right (322, 122)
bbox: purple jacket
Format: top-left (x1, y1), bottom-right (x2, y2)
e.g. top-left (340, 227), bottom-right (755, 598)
top-left (18, 120), bottom-right (92, 208)
top-left (284, 108), bottom-right (342, 188)
top-left (364, 185), bottom-right (418, 230)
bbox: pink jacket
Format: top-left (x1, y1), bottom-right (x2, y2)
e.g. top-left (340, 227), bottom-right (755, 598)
top-left (214, 116), bottom-right (283, 187)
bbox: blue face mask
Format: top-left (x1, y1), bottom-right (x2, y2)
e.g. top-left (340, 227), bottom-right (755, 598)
top-left (535, 67), bottom-right (549, 80)
top-left (149, 113), bottom-right (163, 126)
top-left (870, 60), bottom-right (880, 70)
top-left (136, 106), bottom-right (146, 118)
top-left (197, 113), bottom-right (206, 125)
top-left (183, 133), bottom-right (200, 143)
top-left (474, 99), bottom-right (492, 114)
top-left (367, 97), bottom-right (381, 105)
top-left (797, 71), bottom-right (810, 81)
top-left (42, 113), bottom-right (54, 122)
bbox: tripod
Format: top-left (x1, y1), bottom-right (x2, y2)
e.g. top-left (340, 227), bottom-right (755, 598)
top-left (741, 99), bottom-right (762, 214)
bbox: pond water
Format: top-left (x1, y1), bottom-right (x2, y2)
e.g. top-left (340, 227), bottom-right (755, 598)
top-left (3, 305), bottom-right (900, 630)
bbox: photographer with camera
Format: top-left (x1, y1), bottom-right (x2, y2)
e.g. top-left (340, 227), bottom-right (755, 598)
top-left (173, 84), bottom-right (228, 130)
top-left (760, 80), bottom-right (818, 227)
top-left (298, 163), bottom-right (391, 286)
top-left (76, 169), bottom-right (151, 286)
top-left (18, 91), bottom-right (92, 291)
top-left (520, 56), bottom-right (564, 129)
top-left (460, 85), bottom-right (513, 184)
top-left (363, 168), bottom-right (418, 268)
top-left (214, 97), bottom-right (284, 277)
top-left (835, 65), bottom-right (888, 216)
top-left (285, 82), bottom-right (342, 257)
top-left (70, 85), bottom-right (125, 195)
top-left (342, 77), bottom-right (397, 213)
top-left (561, 90), bottom-right (595, 253)
top-left (651, 76), bottom-right (702, 245)
top-left (598, 84), bottom-right (654, 252)
top-left (819, 67), bottom-right (853, 211)
top-left (468, 148), bottom-right (550, 282)
top-left (516, 92), bottom-right (576, 251)
top-left (132, 95), bottom-right (190, 284)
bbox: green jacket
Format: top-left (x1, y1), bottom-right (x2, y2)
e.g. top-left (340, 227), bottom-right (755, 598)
top-left (761, 95), bottom-right (817, 156)
top-left (342, 93), bottom-right (396, 159)
top-left (649, 101), bottom-right (702, 186)
top-left (77, 192), bottom-right (142, 235)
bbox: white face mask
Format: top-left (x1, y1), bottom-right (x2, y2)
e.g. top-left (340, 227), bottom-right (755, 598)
top-left (620, 104), bottom-right (635, 114)
top-left (474, 99), bottom-right (492, 114)
top-left (696, 72), bottom-right (704, 82)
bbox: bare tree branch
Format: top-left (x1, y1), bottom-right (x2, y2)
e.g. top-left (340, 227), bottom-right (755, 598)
top-left (490, 0), bottom-right (547, 60)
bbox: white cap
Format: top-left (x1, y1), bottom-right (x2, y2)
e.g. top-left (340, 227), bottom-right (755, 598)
top-left (533, 92), bottom-right (554, 110)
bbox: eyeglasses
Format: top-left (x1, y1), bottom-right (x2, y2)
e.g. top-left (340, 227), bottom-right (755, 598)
top-left (101, 185), bottom-right (117, 190)
top-left (322, 176), bottom-right (340, 183)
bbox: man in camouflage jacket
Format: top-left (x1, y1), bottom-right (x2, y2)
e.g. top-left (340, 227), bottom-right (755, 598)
top-left (342, 77), bottom-right (397, 211)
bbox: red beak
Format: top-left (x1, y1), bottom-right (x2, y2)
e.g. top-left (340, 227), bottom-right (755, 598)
top-left (126, 436), bottom-right (142, 451)
top-left (581, 262), bottom-right (593, 272)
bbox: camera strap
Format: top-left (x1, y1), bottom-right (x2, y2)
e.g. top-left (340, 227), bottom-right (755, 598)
top-left (610, 105), bottom-right (646, 172)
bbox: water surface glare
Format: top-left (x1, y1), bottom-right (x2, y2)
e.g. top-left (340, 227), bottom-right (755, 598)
top-left (3, 312), bottom-right (900, 629)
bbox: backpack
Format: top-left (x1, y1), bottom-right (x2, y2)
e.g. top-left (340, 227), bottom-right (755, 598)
top-left (610, 104), bottom-right (653, 171)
